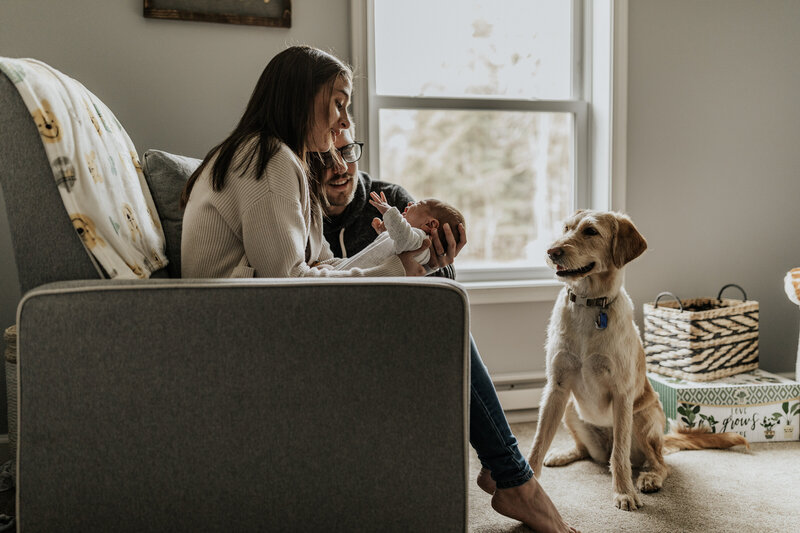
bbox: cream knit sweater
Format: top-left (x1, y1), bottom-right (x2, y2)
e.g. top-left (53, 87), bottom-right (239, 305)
top-left (181, 142), bottom-right (405, 278)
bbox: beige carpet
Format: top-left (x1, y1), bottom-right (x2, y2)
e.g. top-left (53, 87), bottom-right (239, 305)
top-left (469, 421), bottom-right (799, 532)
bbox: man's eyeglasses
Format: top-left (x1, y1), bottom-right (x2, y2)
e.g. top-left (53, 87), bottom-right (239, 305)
top-left (313, 142), bottom-right (364, 169)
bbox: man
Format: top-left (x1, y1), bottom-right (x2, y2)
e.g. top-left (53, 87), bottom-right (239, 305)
top-left (315, 130), bottom-right (577, 533)
top-left (319, 129), bottom-right (462, 277)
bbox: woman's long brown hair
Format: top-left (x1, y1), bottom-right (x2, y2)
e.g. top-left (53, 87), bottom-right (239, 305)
top-left (180, 46), bottom-right (352, 208)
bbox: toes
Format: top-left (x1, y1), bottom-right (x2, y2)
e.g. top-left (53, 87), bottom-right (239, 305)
top-left (614, 492), bottom-right (642, 511)
top-left (543, 452), bottom-right (562, 467)
top-left (544, 448), bottom-right (582, 467)
top-left (637, 472), bottom-right (663, 493)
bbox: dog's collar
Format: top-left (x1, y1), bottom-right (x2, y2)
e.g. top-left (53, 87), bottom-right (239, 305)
top-left (567, 288), bottom-right (613, 309)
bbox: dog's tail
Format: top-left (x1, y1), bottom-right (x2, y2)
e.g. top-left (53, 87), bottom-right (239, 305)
top-left (663, 426), bottom-right (749, 454)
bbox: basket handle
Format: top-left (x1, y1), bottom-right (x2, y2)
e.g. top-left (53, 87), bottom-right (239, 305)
top-left (717, 283), bottom-right (747, 302)
top-left (654, 292), bottom-right (684, 311)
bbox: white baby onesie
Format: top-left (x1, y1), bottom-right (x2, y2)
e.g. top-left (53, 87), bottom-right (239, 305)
top-left (332, 207), bottom-right (430, 271)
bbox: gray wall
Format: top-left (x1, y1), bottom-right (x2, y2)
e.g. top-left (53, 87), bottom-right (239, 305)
top-left (0, 0), bottom-right (350, 159)
top-left (625, 0), bottom-right (800, 374)
top-left (0, 0), bottom-right (799, 436)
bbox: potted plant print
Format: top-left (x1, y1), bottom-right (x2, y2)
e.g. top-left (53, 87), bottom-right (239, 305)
top-left (760, 415), bottom-right (777, 439)
top-left (677, 403), bottom-right (700, 429)
top-left (772, 401), bottom-right (800, 439)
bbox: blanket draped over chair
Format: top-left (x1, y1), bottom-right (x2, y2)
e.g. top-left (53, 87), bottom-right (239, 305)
top-left (785, 268), bottom-right (800, 306)
top-left (0, 58), bottom-right (167, 279)
top-left (785, 268), bottom-right (800, 379)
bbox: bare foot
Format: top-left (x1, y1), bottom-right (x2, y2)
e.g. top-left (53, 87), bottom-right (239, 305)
top-left (477, 467), bottom-right (497, 495)
top-left (491, 476), bottom-right (578, 533)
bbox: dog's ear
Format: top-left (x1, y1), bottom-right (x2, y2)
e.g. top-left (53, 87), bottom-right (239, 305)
top-left (611, 214), bottom-right (647, 268)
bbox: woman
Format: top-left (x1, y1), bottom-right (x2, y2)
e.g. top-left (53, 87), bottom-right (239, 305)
top-left (181, 45), bottom-right (576, 533)
top-left (181, 46), bottom-right (426, 278)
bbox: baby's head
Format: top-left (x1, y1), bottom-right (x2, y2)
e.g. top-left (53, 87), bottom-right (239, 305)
top-left (403, 198), bottom-right (465, 246)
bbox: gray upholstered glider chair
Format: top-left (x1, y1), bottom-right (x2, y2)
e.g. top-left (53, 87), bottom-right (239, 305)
top-left (0, 66), bottom-right (469, 532)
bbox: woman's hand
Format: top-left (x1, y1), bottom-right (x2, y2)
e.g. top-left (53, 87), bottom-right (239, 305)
top-left (426, 222), bottom-right (467, 270)
top-left (399, 238), bottom-right (431, 277)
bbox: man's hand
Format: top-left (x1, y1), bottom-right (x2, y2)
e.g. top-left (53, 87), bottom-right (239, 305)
top-left (426, 222), bottom-right (467, 270)
top-left (371, 217), bottom-right (387, 234)
top-left (368, 191), bottom-right (391, 214)
top-left (399, 238), bottom-right (430, 277)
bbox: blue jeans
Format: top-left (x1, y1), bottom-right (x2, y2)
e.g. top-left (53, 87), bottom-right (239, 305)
top-left (469, 334), bottom-right (534, 489)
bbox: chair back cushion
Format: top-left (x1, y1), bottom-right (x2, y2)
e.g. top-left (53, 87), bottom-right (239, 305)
top-left (0, 70), bottom-right (99, 294)
top-left (141, 150), bottom-right (201, 278)
top-left (0, 58), bottom-right (168, 280)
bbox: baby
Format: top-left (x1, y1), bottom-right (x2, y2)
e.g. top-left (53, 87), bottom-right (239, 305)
top-left (333, 191), bottom-right (465, 271)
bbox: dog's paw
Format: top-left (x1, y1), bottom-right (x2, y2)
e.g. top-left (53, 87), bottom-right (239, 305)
top-left (636, 471), bottom-right (663, 493)
top-left (544, 447), bottom-right (584, 467)
top-left (614, 491), bottom-right (642, 511)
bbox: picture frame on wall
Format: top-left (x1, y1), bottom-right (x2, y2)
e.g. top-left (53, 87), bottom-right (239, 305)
top-left (143, 0), bottom-right (291, 28)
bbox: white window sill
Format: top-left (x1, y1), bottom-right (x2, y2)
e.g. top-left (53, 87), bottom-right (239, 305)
top-left (462, 279), bottom-right (563, 305)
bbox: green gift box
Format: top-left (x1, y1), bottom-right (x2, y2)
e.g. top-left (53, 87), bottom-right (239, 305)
top-left (648, 369), bottom-right (800, 443)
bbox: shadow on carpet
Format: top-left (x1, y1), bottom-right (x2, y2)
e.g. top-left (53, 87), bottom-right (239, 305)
top-left (469, 421), bottom-right (799, 533)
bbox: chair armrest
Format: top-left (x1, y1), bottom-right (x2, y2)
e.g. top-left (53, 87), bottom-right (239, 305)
top-left (16, 278), bottom-right (470, 532)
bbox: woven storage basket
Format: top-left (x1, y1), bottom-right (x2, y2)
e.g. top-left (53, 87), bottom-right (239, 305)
top-left (643, 284), bottom-right (759, 381)
top-left (3, 325), bottom-right (16, 480)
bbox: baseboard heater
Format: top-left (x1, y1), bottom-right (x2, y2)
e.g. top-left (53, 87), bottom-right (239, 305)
top-left (494, 371), bottom-right (797, 412)
top-left (492, 371), bottom-right (547, 411)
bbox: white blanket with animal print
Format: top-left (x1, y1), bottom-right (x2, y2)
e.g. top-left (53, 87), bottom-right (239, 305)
top-left (786, 268), bottom-right (800, 306)
top-left (0, 58), bottom-right (167, 278)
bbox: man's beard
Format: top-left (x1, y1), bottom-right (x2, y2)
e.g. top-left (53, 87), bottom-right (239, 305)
top-left (325, 173), bottom-right (356, 207)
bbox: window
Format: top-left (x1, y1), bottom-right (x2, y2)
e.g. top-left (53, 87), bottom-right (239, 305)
top-left (352, 0), bottom-right (623, 284)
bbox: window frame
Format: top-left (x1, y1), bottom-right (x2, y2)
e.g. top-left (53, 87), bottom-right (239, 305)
top-left (350, 0), bottom-right (627, 287)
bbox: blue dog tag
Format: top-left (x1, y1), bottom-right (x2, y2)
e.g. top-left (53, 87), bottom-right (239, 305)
top-left (595, 312), bottom-right (608, 330)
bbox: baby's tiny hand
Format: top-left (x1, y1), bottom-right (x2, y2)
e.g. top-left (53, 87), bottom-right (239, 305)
top-left (371, 217), bottom-right (386, 234)
top-left (369, 191), bottom-right (391, 214)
